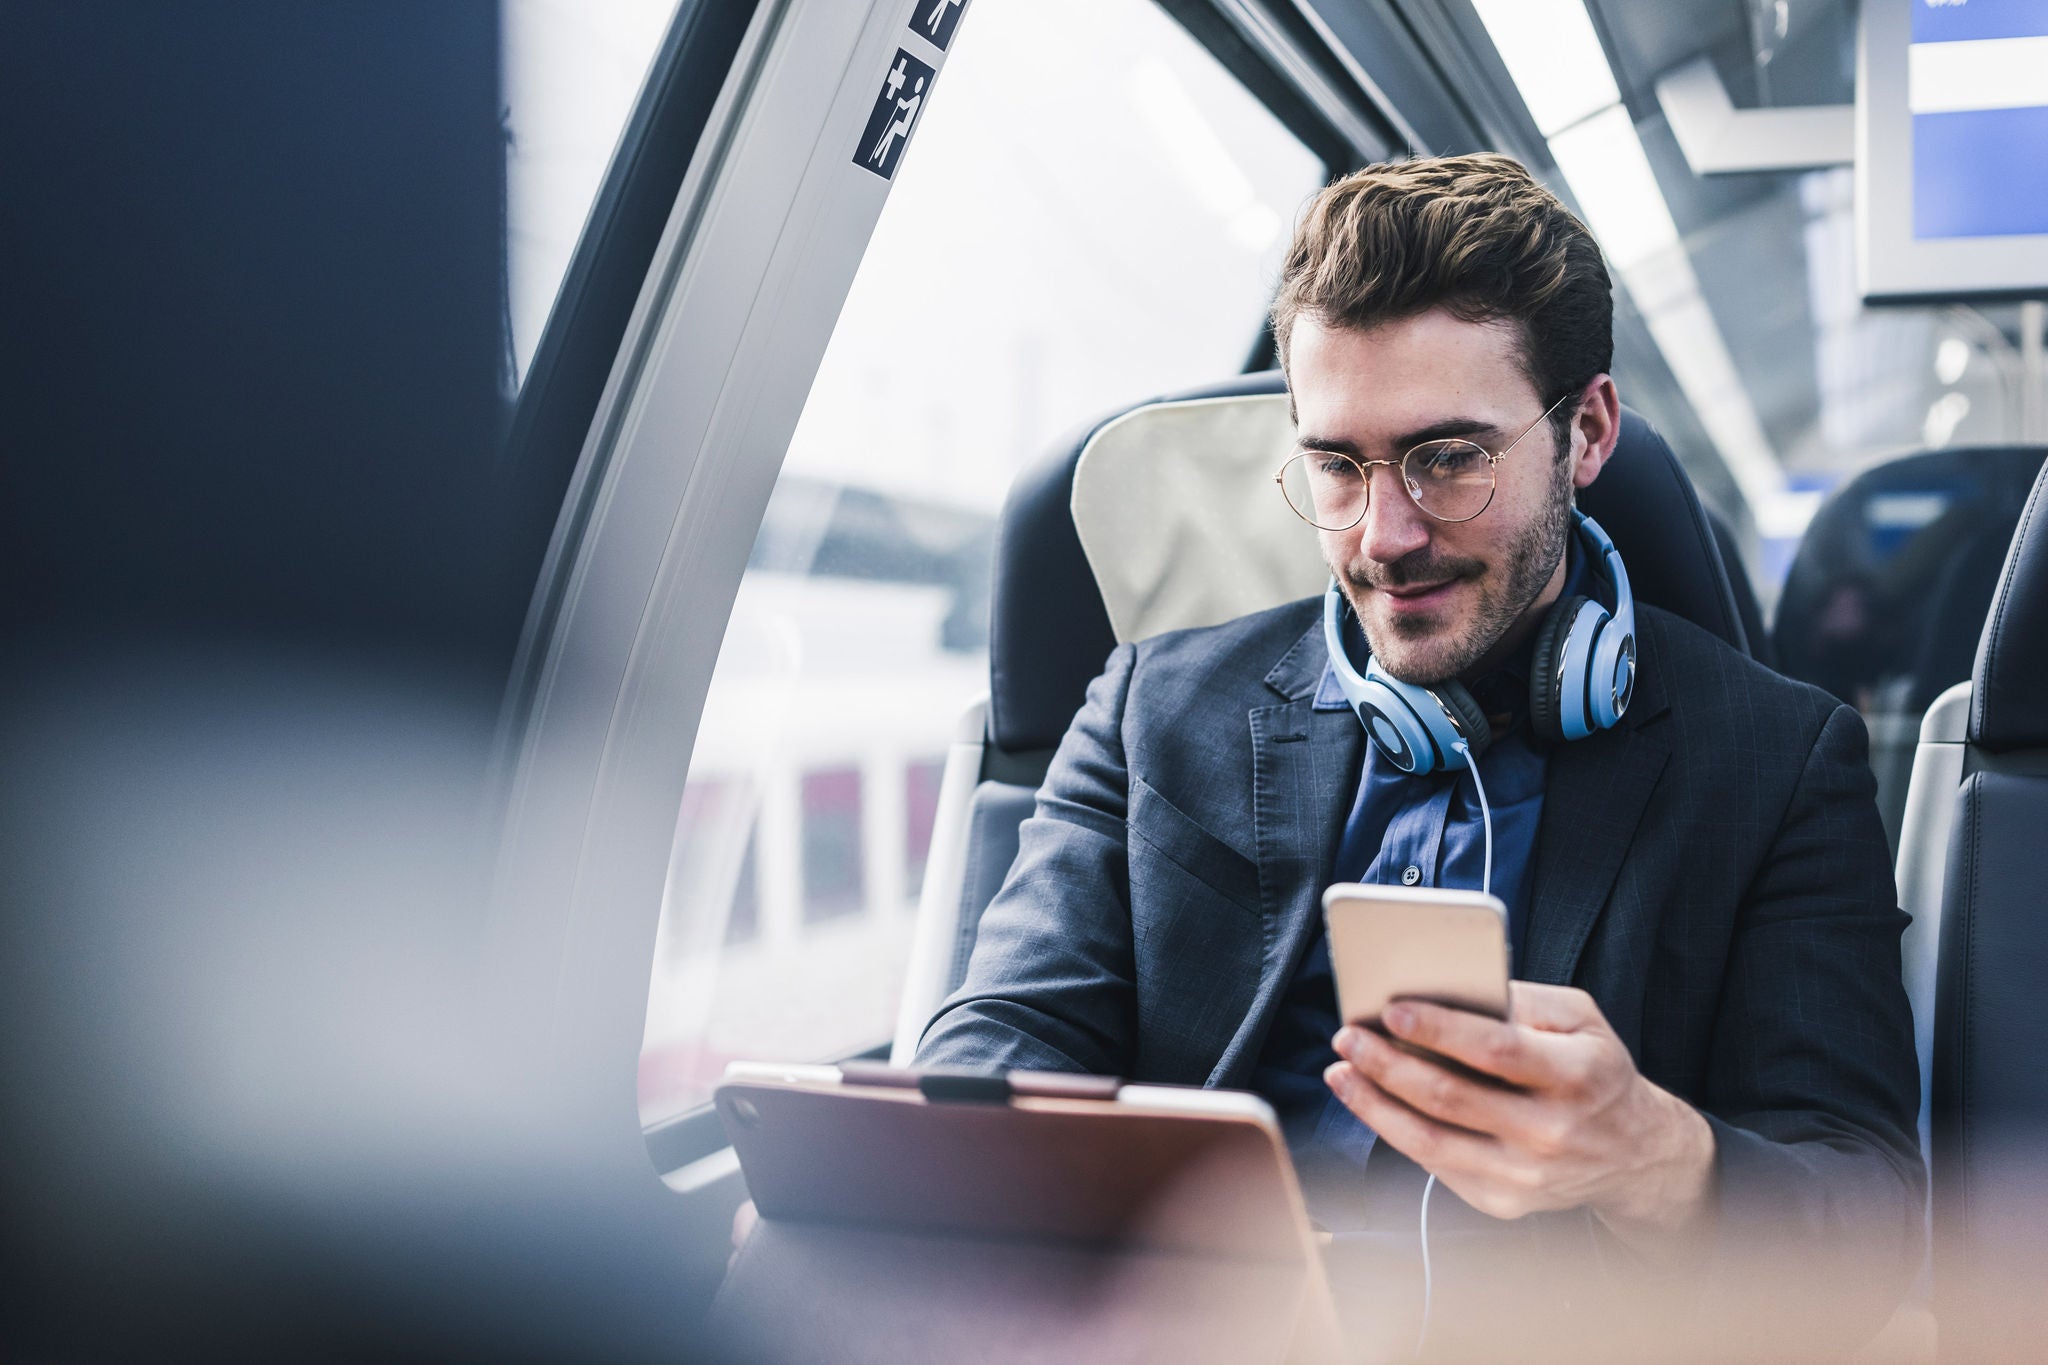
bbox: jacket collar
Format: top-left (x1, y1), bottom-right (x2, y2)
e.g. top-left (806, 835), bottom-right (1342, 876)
top-left (1263, 618), bottom-right (1327, 702)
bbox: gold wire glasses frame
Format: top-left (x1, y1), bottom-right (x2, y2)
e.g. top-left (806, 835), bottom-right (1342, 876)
top-left (1274, 392), bottom-right (1573, 531)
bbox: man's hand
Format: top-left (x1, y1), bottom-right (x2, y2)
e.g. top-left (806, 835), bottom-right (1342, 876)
top-left (1324, 981), bottom-right (1715, 1255)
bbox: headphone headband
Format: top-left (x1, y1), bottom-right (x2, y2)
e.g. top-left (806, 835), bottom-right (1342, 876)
top-left (1323, 510), bottom-right (1636, 772)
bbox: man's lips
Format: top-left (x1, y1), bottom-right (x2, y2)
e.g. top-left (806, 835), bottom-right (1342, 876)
top-left (1372, 578), bottom-right (1461, 608)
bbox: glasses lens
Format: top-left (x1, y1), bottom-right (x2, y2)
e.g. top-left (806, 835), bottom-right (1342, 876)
top-left (1280, 452), bottom-right (1365, 530)
top-left (1402, 440), bottom-right (1495, 522)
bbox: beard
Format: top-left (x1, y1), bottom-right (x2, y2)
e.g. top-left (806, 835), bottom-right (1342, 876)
top-left (1340, 459), bottom-right (1576, 685)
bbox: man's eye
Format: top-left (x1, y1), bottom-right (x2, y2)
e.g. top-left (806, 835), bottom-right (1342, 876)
top-left (1316, 455), bottom-right (1358, 478)
top-left (1413, 442), bottom-right (1481, 475)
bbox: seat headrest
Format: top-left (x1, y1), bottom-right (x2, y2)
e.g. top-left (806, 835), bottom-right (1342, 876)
top-left (1770, 444), bottom-right (2046, 713)
top-left (1973, 456), bottom-right (2048, 752)
top-left (1070, 390), bottom-right (1323, 644)
top-left (1577, 408), bottom-right (1753, 659)
top-left (988, 370), bottom-right (1753, 755)
top-left (988, 374), bottom-right (1282, 754)
top-left (1709, 509), bottom-right (1775, 671)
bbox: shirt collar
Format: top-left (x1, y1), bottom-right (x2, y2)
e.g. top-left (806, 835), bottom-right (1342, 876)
top-left (1313, 536), bottom-right (1594, 715)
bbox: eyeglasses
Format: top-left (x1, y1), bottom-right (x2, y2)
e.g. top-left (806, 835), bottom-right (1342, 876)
top-left (1274, 393), bottom-right (1572, 531)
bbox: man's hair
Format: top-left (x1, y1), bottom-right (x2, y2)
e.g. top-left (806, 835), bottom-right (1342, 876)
top-left (1271, 153), bottom-right (1612, 450)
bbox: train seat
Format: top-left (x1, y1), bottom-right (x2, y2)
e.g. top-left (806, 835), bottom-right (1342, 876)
top-left (1823, 445), bottom-right (2048, 1163)
top-left (891, 370), bottom-right (1758, 1061)
top-left (1910, 455), bottom-right (2048, 1360)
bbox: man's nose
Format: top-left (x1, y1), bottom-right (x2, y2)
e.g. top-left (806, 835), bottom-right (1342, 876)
top-left (1359, 463), bottom-right (1431, 564)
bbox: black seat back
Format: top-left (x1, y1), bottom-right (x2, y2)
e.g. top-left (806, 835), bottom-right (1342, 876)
top-left (1931, 455), bottom-right (2048, 1360)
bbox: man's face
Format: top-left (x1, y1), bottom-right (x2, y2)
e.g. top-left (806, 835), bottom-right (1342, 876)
top-left (1288, 308), bottom-right (1578, 685)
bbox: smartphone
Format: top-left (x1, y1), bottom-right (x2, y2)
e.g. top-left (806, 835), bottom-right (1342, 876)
top-left (1322, 883), bottom-right (1511, 1080)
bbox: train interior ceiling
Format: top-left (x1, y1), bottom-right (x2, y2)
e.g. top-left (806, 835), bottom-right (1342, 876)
top-left (3, 0), bottom-right (2045, 1359)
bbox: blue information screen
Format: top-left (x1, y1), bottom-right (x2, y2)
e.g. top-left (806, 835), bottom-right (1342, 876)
top-left (1910, 0), bottom-right (2048, 239)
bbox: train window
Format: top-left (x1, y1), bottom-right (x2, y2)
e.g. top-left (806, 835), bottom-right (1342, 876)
top-left (800, 768), bottom-right (867, 924)
top-left (636, 0), bottom-right (1327, 1124)
top-left (904, 759), bottom-right (946, 899)
top-left (502, 0), bottom-right (678, 385)
top-left (724, 831), bottom-right (761, 947)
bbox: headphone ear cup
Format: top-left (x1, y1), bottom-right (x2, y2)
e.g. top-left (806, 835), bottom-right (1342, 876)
top-left (1353, 681), bottom-right (1437, 775)
top-left (1436, 682), bottom-right (1491, 761)
top-left (1527, 596), bottom-right (1586, 744)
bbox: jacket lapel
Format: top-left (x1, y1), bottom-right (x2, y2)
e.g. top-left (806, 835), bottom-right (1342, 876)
top-left (1521, 651), bottom-right (1672, 986)
top-left (1207, 623), bottom-right (1360, 1088)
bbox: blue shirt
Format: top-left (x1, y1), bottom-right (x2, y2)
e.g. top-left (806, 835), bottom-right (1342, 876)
top-left (1249, 547), bottom-right (1592, 1233)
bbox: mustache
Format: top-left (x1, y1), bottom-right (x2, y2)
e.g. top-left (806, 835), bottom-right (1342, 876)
top-left (1342, 549), bottom-right (1486, 591)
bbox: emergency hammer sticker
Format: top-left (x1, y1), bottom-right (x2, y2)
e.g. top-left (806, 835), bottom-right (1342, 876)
top-left (855, 48), bottom-right (934, 181)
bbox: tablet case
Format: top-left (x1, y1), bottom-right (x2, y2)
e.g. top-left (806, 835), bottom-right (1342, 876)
top-left (706, 1073), bottom-right (1342, 1364)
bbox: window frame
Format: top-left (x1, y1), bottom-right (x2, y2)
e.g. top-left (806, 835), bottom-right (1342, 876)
top-left (496, 0), bottom-right (765, 744)
top-left (485, 0), bottom-right (929, 1171)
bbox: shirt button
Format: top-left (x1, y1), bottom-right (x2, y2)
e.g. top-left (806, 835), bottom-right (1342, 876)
top-left (1401, 865), bottom-right (1422, 886)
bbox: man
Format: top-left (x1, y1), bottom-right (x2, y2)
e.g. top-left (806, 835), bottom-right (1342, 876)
top-left (916, 155), bottom-right (1921, 1358)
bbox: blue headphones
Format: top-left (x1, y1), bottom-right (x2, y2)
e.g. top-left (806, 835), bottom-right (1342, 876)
top-left (1322, 509), bottom-right (1636, 774)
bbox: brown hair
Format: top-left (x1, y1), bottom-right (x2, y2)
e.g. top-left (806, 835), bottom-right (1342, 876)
top-left (1271, 153), bottom-right (1611, 450)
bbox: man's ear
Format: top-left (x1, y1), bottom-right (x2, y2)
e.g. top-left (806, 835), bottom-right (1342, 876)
top-left (1569, 374), bottom-right (1621, 491)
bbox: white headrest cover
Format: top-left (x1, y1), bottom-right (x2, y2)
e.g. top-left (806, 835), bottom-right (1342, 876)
top-left (1071, 393), bottom-right (1329, 644)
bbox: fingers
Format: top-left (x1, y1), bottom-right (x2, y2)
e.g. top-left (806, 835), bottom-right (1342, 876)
top-left (1506, 981), bottom-right (1605, 1033)
top-left (1379, 1001), bottom-right (1551, 1089)
top-left (1334, 1025), bottom-right (1532, 1135)
top-left (1323, 1056), bottom-right (1494, 1174)
top-left (1324, 1060), bottom-right (1560, 1221)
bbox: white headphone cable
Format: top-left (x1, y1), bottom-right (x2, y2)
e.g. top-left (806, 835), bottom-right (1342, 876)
top-left (1413, 743), bottom-right (1495, 1358)
top-left (1458, 740), bottom-right (1493, 901)
top-left (1415, 1170), bottom-right (1439, 1359)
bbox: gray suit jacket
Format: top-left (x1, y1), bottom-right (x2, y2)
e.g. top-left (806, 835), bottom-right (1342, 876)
top-left (919, 596), bottom-right (1923, 1350)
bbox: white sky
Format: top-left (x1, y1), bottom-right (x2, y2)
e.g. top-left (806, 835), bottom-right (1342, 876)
top-left (783, 0), bottom-right (1325, 513)
top-left (504, 0), bottom-right (1325, 510)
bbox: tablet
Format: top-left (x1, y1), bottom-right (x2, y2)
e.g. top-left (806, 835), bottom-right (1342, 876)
top-left (715, 1063), bottom-right (1307, 1257)
top-left (710, 1062), bottom-right (1344, 1364)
